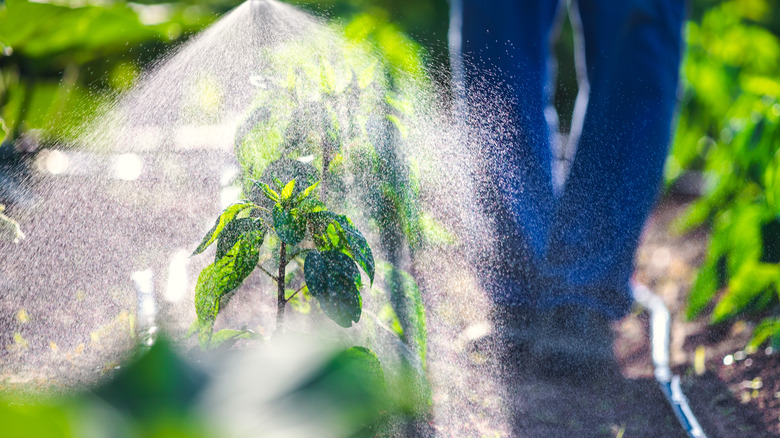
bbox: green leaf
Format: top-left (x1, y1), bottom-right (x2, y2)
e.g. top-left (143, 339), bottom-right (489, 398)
top-left (357, 61), bottom-right (378, 89)
top-left (419, 212), bottom-right (456, 246)
top-left (295, 180), bottom-right (320, 205)
top-left (725, 204), bottom-right (764, 274)
top-left (686, 255), bottom-right (720, 320)
top-left (280, 179), bottom-right (296, 202)
top-left (672, 199), bottom-right (712, 235)
top-left (282, 346), bottom-right (388, 434)
top-left (192, 201), bottom-right (253, 256)
top-left (712, 261), bottom-right (780, 323)
top-left (215, 217), bottom-right (264, 260)
top-left (335, 215), bottom-right (375, 284)
top-left (308, 211), bottom-right (375, 284)
top-left (252, 158), bottom-right (317, 206)
top-left (184, 319), bottom-right (198, 338)
top-left (0, 118), bottom-right (8, 143)
top-left (299, 197), bottom-right (326, 216)
top-left (272, 204), bottom-right (306, 246)
top-left (339, 346), bottom-right (385, 391)
top-left (748, 317), bottom-right (780, 350)
top-left (319, 55), bottom-right (336, 94)
top-left (194, 263), bottom-right (220, 347)
top-left (304, 250), bottom-right (362, 327)
top-left (209, 329), bottom-right (258, 349)
top-left (256, 181), bottom-right (280, 203)
top-left (377, 262), bottom-right (427, 367)
top-left (194, 228), bottom-right (264, 346)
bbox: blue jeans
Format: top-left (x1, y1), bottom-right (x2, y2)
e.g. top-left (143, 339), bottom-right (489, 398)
top-left (455, 0), bottom-right (684, 318)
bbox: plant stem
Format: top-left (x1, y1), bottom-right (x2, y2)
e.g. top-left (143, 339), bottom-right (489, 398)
top-left (276, 243), bottom-right (287, 332)
top-left (285, 284), bottom-right (305, 303)
top-left (257, 264), bottom-right (278, 281)
top-left (287, 248), bottom-right (312, 261)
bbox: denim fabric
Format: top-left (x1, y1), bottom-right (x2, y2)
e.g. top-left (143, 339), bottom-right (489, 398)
top-left (459, 0), bottom-right (685, 319)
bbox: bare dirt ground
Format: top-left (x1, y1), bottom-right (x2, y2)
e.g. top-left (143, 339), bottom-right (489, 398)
top-left (637, 196), bottom-right (778, 438)
top-left (423, 194), bottom-right (779, 437)
top-left (0, 151), bottom-right (229, 386)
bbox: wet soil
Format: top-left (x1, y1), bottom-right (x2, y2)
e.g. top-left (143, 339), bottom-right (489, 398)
top-left (423, 194), bottom-right (778, 437)
top-left (0, 151), bottom-right (230, 385)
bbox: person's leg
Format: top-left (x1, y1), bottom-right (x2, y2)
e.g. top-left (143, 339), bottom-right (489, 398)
top-left (460, 0), bottom-right (561, 306)
top-left (543, 0), bottom-right (685, 318)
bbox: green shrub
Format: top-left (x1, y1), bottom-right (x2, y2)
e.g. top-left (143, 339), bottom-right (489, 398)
top-left (670, 1), bottom-right (780, 348)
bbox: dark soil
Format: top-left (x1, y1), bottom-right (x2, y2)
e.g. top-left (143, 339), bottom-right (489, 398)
top-left (638, 196), bottom-right (779, 437)
top-left (422, 194), bottom-right (778, 437)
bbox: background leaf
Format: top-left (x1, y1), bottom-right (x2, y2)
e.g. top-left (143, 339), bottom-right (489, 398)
top-left (209, 329), bottom-right (259, 350)
top-left (713, 261), bottom-right (780, 323)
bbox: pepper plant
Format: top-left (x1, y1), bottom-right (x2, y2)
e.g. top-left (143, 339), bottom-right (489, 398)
top-left (190, 159), bottom-right (374, 349)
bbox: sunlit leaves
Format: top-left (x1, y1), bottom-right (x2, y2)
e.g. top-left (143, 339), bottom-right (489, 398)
top-left (192, 201), bottom-right (253, 256)
top-left (194, 227), bottom-right (264, 347)
top-left (304, 250), bottom-right (362, 327)
top-left (308, 211), bottom-right (375, 283)
top-left (377, 262), bottom-right (427, 366)
top-left (280, 179), bottom-right (295, 201)
top-left (192, 169), bottom-right (374, 344)
top-left (295, 180), bottom-right (319, 205)
top-left (209, 329), bottom-right (258, 349)
top-left (714, 261), bottom-right (780, 323)
top-left (215, 217), bottom-right (263, 260)
top-left (748, 317), bottom-right (780, 350)
top-left (685, 252), bottom-right (721, 321)
top-left (255, 181), bottom-right (280, 203)
top-left (672, 4), bottom-right (780, 338)
top-left (272, 204), bottom-right (305, 246)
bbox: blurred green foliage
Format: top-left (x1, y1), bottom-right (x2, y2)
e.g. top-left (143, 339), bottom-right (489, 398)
top-left (0, 0), bottom-right (448, 149)
top-left (0, 0), bottom-right (228, 146)
top-left (0, 340), bottom-right (407, 438)
top-left (669, 0), bottom-right (780, 348)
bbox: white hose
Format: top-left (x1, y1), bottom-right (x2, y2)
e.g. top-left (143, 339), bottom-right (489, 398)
top-left (632, 282), bottom-right (707, 438)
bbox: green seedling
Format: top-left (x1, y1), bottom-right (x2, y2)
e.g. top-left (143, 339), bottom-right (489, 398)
top-left (190, 161), bottom-right (375, 349)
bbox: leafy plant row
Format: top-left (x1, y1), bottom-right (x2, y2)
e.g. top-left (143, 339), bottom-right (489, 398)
top-left (669, 1), bottom-right (780, 349)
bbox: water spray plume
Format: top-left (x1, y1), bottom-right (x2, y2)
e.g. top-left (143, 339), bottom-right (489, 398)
top-left (0, 0), bottom-right (516, 434)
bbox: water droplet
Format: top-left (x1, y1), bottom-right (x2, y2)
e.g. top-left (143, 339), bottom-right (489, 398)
top-left (112, 153), bottom-right (143, 181)
top-left (38, 149), bottom-right (69, 174)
